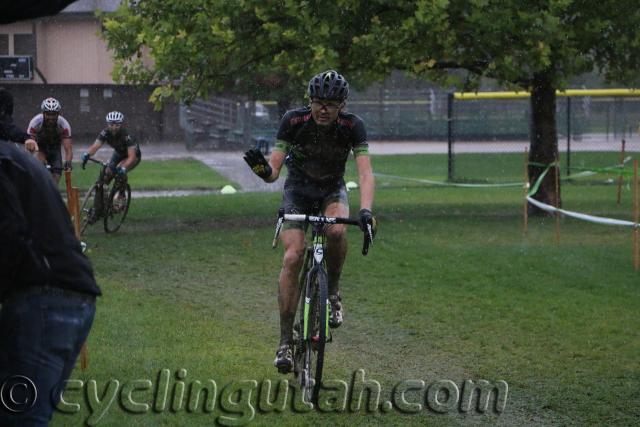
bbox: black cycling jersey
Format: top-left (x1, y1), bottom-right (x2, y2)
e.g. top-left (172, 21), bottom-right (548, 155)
top-left (97, 127), bottom-right (138, 157)
top-left (273, 107), bottom-right (369, 182)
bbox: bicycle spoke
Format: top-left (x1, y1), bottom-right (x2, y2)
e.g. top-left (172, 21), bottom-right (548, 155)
top-left (79, 184), bottom-right (98, 235)
top-left (104, 182), bottom-right (131, 233)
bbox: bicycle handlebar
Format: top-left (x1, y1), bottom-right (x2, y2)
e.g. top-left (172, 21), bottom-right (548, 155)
top-left (86, 157), bottom-right (106, 166)
top-left (280, 213), bottom-right (360, 226)
top-left (82, 156), bottom-right (108, 171)
top-left (272, 208), bottom-right (373, 255)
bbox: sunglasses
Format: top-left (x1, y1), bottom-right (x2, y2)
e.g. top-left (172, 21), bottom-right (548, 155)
top-left (311, 100), bottom-right (342, 111)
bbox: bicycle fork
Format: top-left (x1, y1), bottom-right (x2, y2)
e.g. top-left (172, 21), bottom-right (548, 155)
top-left (302, 234), bottom-right (331, 342)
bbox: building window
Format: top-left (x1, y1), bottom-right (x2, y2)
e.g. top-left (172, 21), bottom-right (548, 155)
top-left (103, 88), bottom-right (113, 99)
top-left (0, 35), bottom-right (8, 55)
top-left (14, 34), bottom-right (36, 56)
top-left (80, 88), bottom-right (90, 113)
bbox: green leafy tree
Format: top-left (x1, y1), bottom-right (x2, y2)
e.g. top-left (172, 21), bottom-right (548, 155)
top-left (349, 0), bottom-right (640, 207)
top-left (102, 1), bottom-right (640, 207)
top-left (101, 1), bottom-right (305, 113)
top-left (100, 0), bottom-right (388, 114)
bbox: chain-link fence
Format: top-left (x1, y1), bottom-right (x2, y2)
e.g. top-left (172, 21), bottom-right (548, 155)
top-left (450, 95), bottom-right (640, 183)
top-left (180, 86), bottom-right (640, 186)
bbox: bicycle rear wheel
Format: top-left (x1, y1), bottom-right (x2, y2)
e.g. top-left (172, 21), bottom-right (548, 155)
top-left (79, 184), bottom-right (98, 235)
top-left (299, 266), bottom-right (329, 405)
top-left (104, 182), bottom-right (131, 233)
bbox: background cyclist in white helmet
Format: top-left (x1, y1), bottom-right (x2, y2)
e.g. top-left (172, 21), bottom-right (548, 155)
top-left (81, 111), bottom-right (141, 176)
top-left (27, 97), bottom-right (73, 183)
top-left (81, 111), bottom-right (141, 215)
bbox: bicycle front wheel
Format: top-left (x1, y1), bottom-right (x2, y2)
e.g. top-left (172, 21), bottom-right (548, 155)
top-left (104, 182), bottom-right (131, 233)
top-left (79, 184), bottom-right (99, 235)
top-left (299, 267), bottom-right (329, 405)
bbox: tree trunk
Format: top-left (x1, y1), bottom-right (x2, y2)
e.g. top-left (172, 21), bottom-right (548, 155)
top-left (528, 72), bottom-right (561, 215)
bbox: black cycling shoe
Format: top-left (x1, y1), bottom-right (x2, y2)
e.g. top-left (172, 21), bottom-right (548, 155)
top-left (274, 344), bottom-right (294, 374)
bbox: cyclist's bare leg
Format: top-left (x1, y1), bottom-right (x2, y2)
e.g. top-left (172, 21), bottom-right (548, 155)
top-left (324, 202), bottom-right (349, 296)
top-left (278, 228), bottom-right (305, 345)
top-left (119, 157), bottom-right (140, 172)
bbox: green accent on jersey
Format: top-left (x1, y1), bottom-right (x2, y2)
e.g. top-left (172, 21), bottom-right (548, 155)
top-left (353, 145), bottom-right (369, 157)
top-left (272, 139), bottom-right (290, 153)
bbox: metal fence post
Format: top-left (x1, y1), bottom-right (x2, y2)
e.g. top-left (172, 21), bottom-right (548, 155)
top-left (447, 92), bottom-right (454, 181)
top-left (566, 96), bottom-right (571, 176)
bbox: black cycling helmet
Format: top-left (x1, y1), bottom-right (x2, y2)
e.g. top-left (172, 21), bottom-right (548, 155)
top-left (308, 70), bottom-right (349, 102)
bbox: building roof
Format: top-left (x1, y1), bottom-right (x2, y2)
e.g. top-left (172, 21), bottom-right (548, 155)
top-left (61, 0), bottom-right (121, 13)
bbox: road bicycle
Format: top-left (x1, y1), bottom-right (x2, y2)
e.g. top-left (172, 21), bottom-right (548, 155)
top-left (272, 208), bottom-right (375, 404)
top-left (80, 157), bottom-right (131, 234)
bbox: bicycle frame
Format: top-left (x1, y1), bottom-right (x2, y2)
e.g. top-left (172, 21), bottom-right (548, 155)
top-left (85, 157), bottom-right (129, 194)
top-left (303, 223), bottom-right (329, 341)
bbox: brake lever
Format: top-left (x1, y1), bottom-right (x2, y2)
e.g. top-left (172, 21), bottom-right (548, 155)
top-left (362, 223), bottom-right (373, 256)
top-left (272, 217), bottom-right (284, 248)
top-left (272, 208), bottom-right (285, 248)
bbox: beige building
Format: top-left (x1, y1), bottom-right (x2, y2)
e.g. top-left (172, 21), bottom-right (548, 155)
top-left (0, 0), bottom-right (180, 142)
top-left (0, 0), bottom-right (118, 84)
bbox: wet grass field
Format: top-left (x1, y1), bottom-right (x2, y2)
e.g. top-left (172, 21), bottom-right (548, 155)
top-left (50, 154), bottom-right (639, 426)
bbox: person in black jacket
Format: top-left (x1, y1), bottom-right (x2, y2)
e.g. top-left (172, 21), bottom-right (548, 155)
top-left (0, 88), bottom-right (38, 152)
top-left (0, 139), bottom-right (101, 425)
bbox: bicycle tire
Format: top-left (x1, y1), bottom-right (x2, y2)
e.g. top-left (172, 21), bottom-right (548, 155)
top-left (79, 184), bottom-right (98, 235)
top-left (300, 266), bottom-right (328, 405)
top-left (294, 248), bottom-right (313, 379)
top-left (104, 182), bottom-right (131, 233)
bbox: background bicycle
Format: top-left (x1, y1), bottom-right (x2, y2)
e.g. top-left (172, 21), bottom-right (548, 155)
top-left (272, 209), bottom-right (374, 403)
top-left (80, 157), bottom-right (131, 234)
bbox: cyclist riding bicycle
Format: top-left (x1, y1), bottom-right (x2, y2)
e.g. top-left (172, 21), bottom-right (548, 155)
top-left (27, 97), bottom-right (73, 183)
top-left (244, 70), bottom-right (377, 373)
top-left (81, 111), bottom-right (141, 212)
